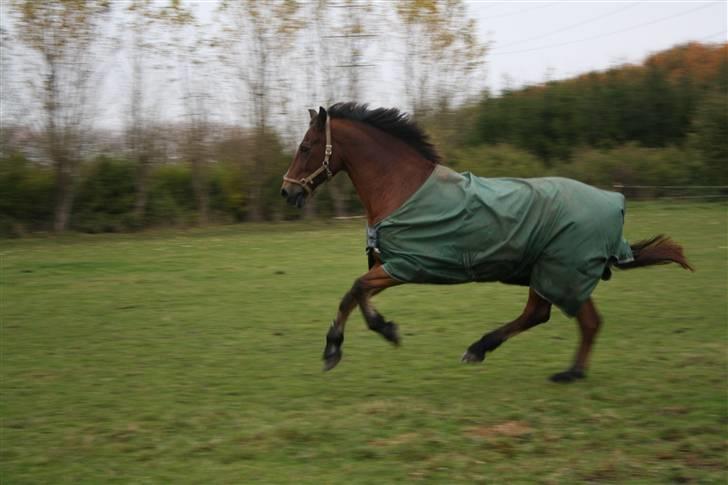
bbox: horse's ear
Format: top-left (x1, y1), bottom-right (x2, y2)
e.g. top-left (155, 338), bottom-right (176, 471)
top-left (308, 108), bottom-right (317, 121)
top-left (317, 106), bottom-right (328, 129)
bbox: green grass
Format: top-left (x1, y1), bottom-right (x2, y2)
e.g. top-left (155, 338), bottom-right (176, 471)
top-left (1, 202), bottom-right (726, 484)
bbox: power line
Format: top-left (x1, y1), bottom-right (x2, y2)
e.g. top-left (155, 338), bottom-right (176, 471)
top-left (698, 30), bottom-right (727, 42)
top-left (490, 2), bottom-right (720, 56)
top-left (495, 3), bottom-right (640, 50)
top-left (484, 2), bottom-right (557, 19)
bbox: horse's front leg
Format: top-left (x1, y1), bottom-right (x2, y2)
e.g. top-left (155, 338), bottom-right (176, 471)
top-left (323, 265), bottom-right (400, 371)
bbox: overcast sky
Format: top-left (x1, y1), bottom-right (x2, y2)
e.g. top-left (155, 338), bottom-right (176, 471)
top-left (470, 1), bottom-right (726, 93)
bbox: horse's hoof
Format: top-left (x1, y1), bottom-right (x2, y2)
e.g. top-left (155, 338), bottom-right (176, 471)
top-left (381, 322), bottom-right (401, 346)
top-left (461, 350), bottom-right (485, 364)
top-left (549, 369), bottom-right (585, 383)
top-left (322, 350), bottom-right (342, 372)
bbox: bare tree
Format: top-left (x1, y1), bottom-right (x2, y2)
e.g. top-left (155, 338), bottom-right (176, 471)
top-left (182, 96), bottom-right (211, 226)
top-left (11, 0), bottom-right (112, 231)
top-left (298, 0), bottom-right (382, 219)
top-left (0, 24), bottom-right (16, 156)
top-left (396, 0), bottom-right (487, 118)
top-left (162, 3), bottom-right (214, 226)
top-left (121, 0), bottom-right (172, 224)
top-left (217, 0), bottom-right (302, 222)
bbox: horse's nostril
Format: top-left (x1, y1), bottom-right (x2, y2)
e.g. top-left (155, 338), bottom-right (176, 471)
top-left (281, 188), bottom-right (288, 198)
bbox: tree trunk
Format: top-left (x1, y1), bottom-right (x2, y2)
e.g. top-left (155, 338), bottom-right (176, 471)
top-left (133, 155), bottom-right (150, 224)
top-left (246, 181), bottom-right (264, 222)
top-left (246, 129), bottom-right (266, 222)
top-left (191, 157), bottom-right (209, 226)
top-left (53, 157), bottom-right (74, 232)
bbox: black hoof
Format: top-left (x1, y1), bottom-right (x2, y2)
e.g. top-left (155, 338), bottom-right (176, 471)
top-left (322, 349), bottom-right (342, 372)
top-left (549, 369), bottom-right (585, 383)
top-left (380, 322), bottom-right (401, 346)
top-left (461, 350), bottom-right (485, 364)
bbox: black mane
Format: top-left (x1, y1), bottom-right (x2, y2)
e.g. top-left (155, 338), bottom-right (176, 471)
top-left (327, 103), bottom-right (441, 164)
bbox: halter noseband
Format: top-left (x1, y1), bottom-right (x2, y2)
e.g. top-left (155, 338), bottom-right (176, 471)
top-left (282, 115), bottom-right (333, 196)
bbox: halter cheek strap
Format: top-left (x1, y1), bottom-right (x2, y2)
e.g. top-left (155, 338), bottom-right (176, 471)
top-left (283, 115), bottom-right (333, 196)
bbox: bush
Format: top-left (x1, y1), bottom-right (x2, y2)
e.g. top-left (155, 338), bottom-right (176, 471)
top-left (446, 142), bottom-right (702, 199)
top-left (0, 154), bottom-right (54, 235)
top-left (449, 143), bottom-right (548, 178)
top-left (145, 164), bottom-right (196, 226)
top-left (555, 144), bottom-right (697, 197)
top-left (72, 157), bottom-right (137, 233)
top-left (688, 91), bottom-right (728, 185)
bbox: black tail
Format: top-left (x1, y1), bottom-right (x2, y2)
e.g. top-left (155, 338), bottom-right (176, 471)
top-left (615, 235), bottom-right (694, 271)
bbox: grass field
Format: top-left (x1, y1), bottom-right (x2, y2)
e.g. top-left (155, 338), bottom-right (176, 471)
top-left (1, 202), bottom-right (726, 483)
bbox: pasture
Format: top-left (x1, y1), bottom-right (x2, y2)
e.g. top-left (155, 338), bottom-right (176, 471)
top-left (1, 202), bottom-right (726, 483)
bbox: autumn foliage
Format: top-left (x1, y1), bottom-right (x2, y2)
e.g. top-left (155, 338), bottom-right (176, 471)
top-left (467, 42), bottom-right (727, 180)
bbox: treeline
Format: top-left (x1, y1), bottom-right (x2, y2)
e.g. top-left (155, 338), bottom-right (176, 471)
top-left (2, 41), bottom-right (726, 236)
top-left (450, 42), bottom-right (727, 187)
top-left (0, 136), bottom-right (362, 236)
top-left (1, 0), bottom-right (485, 234)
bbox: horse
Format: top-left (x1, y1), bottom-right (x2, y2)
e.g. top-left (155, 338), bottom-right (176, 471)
top-left (280, 103), bottom-right (693, 383)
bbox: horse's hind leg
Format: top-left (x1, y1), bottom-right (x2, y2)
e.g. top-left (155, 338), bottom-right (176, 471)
top-left (550, 298), bottom-right (601, 383)
top-left (358, 287), bottom-right (401, 345)
top-left (323, 265), bottom-right (400, 371)
top-left (462, 289), bottom-right (551, 363)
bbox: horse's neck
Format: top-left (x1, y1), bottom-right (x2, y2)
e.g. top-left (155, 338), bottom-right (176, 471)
top-left (336, 120), bottom-right (436, 225)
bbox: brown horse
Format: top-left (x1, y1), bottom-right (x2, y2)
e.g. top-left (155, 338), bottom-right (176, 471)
top-left (281, 103), bottom-right (693, 382)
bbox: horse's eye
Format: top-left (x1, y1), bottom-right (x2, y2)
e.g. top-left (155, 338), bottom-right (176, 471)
top-left (299, 144), bottom-right (310, 154)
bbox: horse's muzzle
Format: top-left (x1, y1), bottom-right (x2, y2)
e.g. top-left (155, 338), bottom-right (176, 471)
top-left (281, 184), bottom-right (306, 209)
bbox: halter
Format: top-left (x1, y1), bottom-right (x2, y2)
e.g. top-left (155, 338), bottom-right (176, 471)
top-left (282, 115), bottom-right (333, 196)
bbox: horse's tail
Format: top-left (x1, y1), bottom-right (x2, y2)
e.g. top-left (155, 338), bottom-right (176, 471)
top-left (615, 235), bottom-right (694, 271)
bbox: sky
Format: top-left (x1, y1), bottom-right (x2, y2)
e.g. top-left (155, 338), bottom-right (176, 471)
top-left (470, 1), bottom-right (726, 93)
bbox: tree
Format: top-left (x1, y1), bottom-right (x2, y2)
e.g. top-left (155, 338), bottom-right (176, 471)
top-left (120, 0), bottom-right (174, 224)
top-left (297, 0), bottom-right (382, 219)
top-left (396, 0), bottom-right (487, 118)
top-left (159, 2), bottom-right (213, 226)
top-left (690, 92), bottom-right (728, 185)
top-left (178, 62), bottom-right (213, 226)
top-left (11, 0), bottom-right (111, 232)
top-left (0, 24), bottom-right (16, 157)
top-left (217, 0), bottom-right (302, 222)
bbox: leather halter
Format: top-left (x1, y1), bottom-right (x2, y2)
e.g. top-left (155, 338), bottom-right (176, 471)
top-left (282, 116), bottom-right (333, 196)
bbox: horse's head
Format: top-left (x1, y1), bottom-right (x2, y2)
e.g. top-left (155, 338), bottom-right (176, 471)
top-left (281, 107), bottom-right (340, 209)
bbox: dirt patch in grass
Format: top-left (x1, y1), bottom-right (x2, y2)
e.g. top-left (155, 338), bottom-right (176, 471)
top-left (369, 432), bottom-right (420, 447)
top-left (463, 420), bottom-right (532, 439)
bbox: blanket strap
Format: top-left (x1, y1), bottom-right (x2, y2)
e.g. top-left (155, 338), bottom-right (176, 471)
top-left (366, 225), bottom-right (380, 269)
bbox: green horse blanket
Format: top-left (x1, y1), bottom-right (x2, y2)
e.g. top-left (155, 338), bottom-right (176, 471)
top-left (370, 166), bottom-right (633, 316)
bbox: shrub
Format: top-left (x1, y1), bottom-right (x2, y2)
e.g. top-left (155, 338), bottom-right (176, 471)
top-left (72, 157), bottom-right (136, 233)
top-left (0, 154), bottom-right (54, 235)
top-left (449, 143), bottom-right (548, 178)
top-left (688, 91), bottom-right (728, 185)
top-left (555, 144), bottom-right (697, 197)
top-left (145, 164), bottom-right (196, 226)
